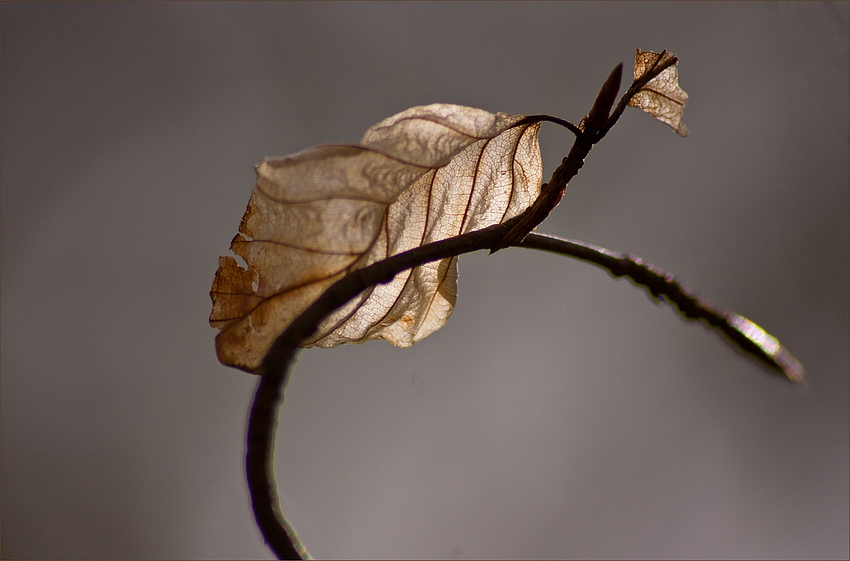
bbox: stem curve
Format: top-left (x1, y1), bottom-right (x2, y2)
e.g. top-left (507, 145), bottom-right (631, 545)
top-left (246, 225), bottom-right (804, 559)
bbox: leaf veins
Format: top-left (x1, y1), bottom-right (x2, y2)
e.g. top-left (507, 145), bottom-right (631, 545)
top-left (210, 104), bottom-right (544, 373)
top-left (628, 49), bottom-right (689, 136)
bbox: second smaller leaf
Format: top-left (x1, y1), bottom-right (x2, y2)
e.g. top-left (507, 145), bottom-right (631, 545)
top-left (629, 49), bottom-right (689, 136)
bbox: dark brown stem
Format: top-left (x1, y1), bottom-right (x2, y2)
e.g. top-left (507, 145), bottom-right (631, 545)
top-left (245, 52), bottom-right (802, 558)
top-left (246, 223), bottom-right (805, 559)
top-left (247, 220), bottom-right (516, 560)
top-left (247, 367), bottom-right (307, 560)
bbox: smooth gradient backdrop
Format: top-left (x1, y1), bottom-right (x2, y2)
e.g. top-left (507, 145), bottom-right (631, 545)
top-left (3, 2), bottom-right (848, 559)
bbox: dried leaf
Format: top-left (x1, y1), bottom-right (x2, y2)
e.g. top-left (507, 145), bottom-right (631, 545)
top-left (210, 104), bottom-right (543, 373)
top-left (628, 49), bottom-right (689, 136)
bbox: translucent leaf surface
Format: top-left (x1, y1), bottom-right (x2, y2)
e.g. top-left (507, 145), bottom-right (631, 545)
top-left (210, 104), bottom-right (543, 373)
top-left (628, 49), bottom-right (689, 136)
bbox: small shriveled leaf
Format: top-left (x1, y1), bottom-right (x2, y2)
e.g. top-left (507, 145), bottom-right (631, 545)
top-left (210, 104), bottom-right (543, 373)
top-left (628, 49), bottom-right (689, 136)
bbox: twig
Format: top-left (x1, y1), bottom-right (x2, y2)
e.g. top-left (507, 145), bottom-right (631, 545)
top-left (247, 223), bottom-right (805, 559)
top-left (248, 220), bottom-right (514, 560)
top-left (244, 52), bottom-right (803, 559)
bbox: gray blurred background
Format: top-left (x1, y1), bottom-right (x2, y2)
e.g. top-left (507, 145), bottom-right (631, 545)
top-left (2, 2), bottom-right (847, 559)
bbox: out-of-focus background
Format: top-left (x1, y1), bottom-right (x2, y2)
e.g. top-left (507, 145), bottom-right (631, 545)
top-left (3, 2), bottom-right (847, 559)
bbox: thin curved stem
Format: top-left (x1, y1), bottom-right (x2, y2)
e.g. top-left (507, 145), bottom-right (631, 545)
top-left (246, 224), bottom-right (805, 559)
top-left (246, 220), bottom-right (515, 560)
top-left (525, 114), bottom-right (583, 136)
top-left (517, 233), bottom-right (805, 384)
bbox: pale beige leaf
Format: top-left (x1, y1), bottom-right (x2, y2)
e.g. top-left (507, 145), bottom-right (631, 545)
top-left (628, 49), bottom-right (689, 136)
top-left (210, 104), bottom-right (543, 373)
